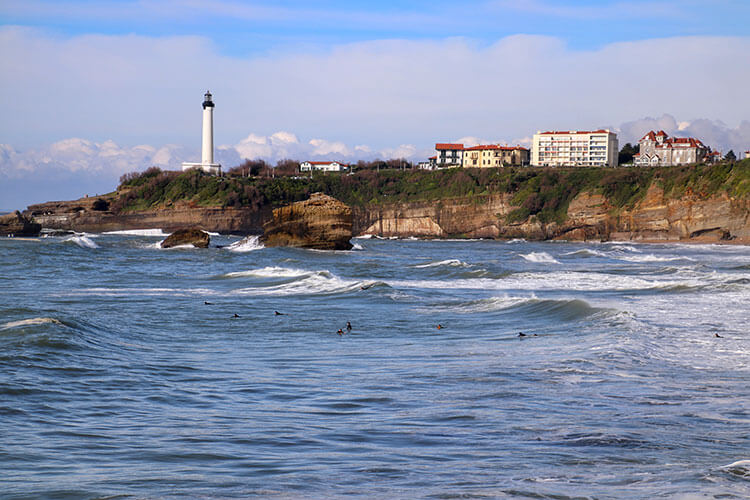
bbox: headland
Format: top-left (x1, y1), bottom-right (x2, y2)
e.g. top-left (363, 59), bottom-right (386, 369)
top-left (19, 159), bottom-right (750, 244)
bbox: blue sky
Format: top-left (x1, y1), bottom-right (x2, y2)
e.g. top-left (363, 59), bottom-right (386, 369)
top-left (1, 1), bottom-right (749, 208)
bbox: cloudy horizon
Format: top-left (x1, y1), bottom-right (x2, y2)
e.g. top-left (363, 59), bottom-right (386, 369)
top-left (1, 1), bottom-right (748, 209)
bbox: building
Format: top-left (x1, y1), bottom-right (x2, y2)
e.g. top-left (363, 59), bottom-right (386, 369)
top-left (745, 150), bottom-right (750, 160)
top-left (299, 161), bottom-right (349, 173)
top-left (417, 156), bottom-right (438, 170)
top-left (531, 129), bottom-right (619, 167)
top-left (461, 145), bottom-right (529, 168)
top-left (182, 91), bottom-right (221, 175)
top-left (435, 143), bottom-right (464, 167)
top-left (634, 130), bottom-right (710, 167)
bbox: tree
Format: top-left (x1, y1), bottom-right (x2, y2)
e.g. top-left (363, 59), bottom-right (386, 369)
top-left (618, 143), bottom-right (639, 165)
top-left (725, 150), bottom-right (736, 162)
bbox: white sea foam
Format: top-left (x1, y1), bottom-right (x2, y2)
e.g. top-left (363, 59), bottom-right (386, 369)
top-left (103, 229), bottom-right (169, 236)
top-left (351, 242), bottom-right (364, 251)
top-left (354, 234), bottom-right (375, 239)
top-left (226, 236), bottom-right (264, 252)
top-left (224, 266), bottom-right (311, 279)
top-left (65, 234), bottom-right (99, 248)
top-left (420, 294), bottom-right (537, 314)
top-left (1, 317), bottom-right (62, 330)
top-left (507, 238), bottom-right (526, 243)
top-left (563, 248), bottom-right (609, 258)
top-left (520, 252), bottom-right (559, 264)
top-left (618, 254), bottom-right (694, 263)
top-left (413, 259), bottom-right (468, 268)
top-left (233, 271), bottom-right (363, 296)
top-left (66, 287), bottom-right (217, 297)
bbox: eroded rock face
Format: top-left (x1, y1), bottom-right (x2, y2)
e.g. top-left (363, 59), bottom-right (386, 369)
top-left (0, 211), bottom-right (41, 236)
top-left (261, 193), bottom-right (353, 250)
top-left (161, 227), bottom-right (210, 248)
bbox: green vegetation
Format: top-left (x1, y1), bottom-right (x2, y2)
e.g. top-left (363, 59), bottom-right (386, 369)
top-left (113, 159), bottom-right (750, 223)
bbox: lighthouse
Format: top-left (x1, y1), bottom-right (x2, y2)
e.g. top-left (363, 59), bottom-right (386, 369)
top-left (182, 90), bottom-right (221, 175)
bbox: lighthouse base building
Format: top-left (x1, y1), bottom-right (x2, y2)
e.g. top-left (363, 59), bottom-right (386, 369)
top-left (182, 90), bottom-right (221, 176)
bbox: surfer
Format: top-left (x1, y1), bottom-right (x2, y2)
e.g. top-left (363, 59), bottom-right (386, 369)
top-left (518, 332), bottom-right (526, 337)
top-left (437, 324), bottom-right (443, 330)
top-left (204, 301), bottom-right (213, 305)
top-left (346, 321), bottom-right (352, 332)
top-left (714, 333), bottom-right (723, 338)
top-left (233, 313), bottom-right (240, 318)
top-left (275, 311), bottom-right (284, 315)
top-left (360, 283), bottom-right (373, 290)
top-left (337, 328), bottom-right (345, 335)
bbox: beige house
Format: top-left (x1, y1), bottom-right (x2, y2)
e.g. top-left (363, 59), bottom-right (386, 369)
top-left (462, 145), bottom-right (530, 168)
top-left (531, 129), bottom-right (619, 167)
top-left (634, 130), bottom-right (710, 166)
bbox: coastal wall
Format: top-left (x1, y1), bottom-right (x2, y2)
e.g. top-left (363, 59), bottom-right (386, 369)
top-left (24, 184), bottom-right (750, 243)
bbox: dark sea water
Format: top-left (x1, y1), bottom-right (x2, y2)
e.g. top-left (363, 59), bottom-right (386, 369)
top-left (2, 231), bottom-right (749, 499)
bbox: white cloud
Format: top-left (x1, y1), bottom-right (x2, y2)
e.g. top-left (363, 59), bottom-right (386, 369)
top-left (2, 27), bottom-right (748, 155)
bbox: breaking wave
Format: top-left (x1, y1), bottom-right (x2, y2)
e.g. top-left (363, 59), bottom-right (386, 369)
top-left (413, 259), bottom-right (468, 268)
top-left (65, 234), bottom-right (99, 249)
top-left (520, 252), bottom-right (560, 264)
top-left (1, 317), bottom-right (63, 330)
top-left (226, 236), bottom-right (264, 252)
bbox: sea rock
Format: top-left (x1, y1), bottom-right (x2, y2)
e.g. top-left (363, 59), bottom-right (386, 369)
top-left (161, 227), bottom-right (210, 248)
top-left (0, 211), bottom-right (42, 236)
top-left (261, 193), bottom-right (353, 250)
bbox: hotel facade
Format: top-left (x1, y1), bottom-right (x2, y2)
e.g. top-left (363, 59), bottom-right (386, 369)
top-left (531, 130), bottom-right (619, 167)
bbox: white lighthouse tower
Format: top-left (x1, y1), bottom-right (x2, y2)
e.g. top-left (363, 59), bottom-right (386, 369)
top-left (182, 90), bottom-right (221, 175)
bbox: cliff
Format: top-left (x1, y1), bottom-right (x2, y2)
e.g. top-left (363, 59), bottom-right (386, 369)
top-left (354, 186), bottom-right (750, 243)
top-left (21, 161), bottom-right (750, 244)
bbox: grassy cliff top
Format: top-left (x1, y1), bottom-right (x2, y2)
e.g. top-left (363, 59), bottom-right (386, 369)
top-left (114, 159), bottom-right (750, 224)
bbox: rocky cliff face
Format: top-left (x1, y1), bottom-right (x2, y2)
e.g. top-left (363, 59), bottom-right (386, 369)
top-left (261, 193), bottom-right (353, 250)
top-left (25, 198), bottom-right (269, 235)
top-left (0, 211), bottom-right (42, 236)
top-left (355, 186), bottom-right (750, 243)
top-left (22, 183), bottom-right (750, 244)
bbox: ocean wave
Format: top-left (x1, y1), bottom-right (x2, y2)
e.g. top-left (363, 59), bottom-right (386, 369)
top-left (563, 248), bottom-right (609, 258)
top-left (354, 234), bottom-right (375, 239)
top-left (65, 287), bottom-right (217, 297)
top-left (388, 270), bottom-right (692, 293)
top-left (419, 294), bottom-right (536, 314)
top-left (506, 238), bottom-right (526, 243)
top-left (223, 266), bottom-right (314, 279)
top-left (1, 317), bottom-right (62, 331)
top-left (64, 234), bottom-right (99, 249)
top-left (226, 236), bottom-right (264, 252)
top-left (618, 254), bottom-right (695, 263)
top-left (233, 272), bottom-right (369, 296)
top-left (520, 252), bottom-right (560, 264)
top-left (351, 242), bottom-right (364, 251)
top-left (413, 259), bottom-right (468, 269)
top-left (103, 229), bottom-right (168, 236)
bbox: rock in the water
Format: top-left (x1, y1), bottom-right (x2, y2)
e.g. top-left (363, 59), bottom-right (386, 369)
top-left (0, 211), bottom-right (41, 236)
top-left (161, 227), bottom-right (210, 248)
top-left (261, 193), bottom-right (353, 250)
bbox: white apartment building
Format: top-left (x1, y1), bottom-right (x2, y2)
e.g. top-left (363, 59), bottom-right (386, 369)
top-left (435, 143), bottom-right (464, 167)
top-left (531, 129), bottom-right (619, 167)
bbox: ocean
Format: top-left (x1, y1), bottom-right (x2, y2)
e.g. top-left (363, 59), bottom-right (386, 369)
top-left (1, 232), bottom-right (749, 499)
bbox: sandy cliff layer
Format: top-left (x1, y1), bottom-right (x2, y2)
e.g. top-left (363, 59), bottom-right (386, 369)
top-left (24, 185), bottom-right (750, 244)
top-left (355, 186), bottom-right (750, 243)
